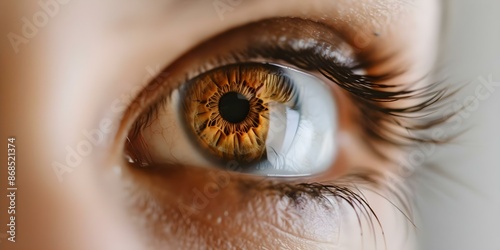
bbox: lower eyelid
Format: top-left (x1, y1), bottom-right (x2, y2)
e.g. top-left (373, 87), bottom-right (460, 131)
top-left (120, 160), bottom-right (387, 246)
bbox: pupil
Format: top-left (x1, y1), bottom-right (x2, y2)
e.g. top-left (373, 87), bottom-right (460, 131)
top-left (218, 91), bottom-right (250, 123)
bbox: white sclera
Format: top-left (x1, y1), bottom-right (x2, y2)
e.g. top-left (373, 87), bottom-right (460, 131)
top-left (251, 65), bottom-right (338, 177)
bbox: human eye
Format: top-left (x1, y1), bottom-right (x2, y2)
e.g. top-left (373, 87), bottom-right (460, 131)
top-left (132, 61), bottom-right (339, 176)
top-left (109, 5), bottom-right (444, 250)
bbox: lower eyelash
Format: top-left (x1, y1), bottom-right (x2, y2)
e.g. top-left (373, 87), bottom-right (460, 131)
top-left (258, 179), bottom-right (387, 247)
top-left (257, 166), bottom-right (419, 248)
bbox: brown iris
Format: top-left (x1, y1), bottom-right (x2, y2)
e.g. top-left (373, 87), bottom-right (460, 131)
top-left (182, 63), bottom-right (296, 163)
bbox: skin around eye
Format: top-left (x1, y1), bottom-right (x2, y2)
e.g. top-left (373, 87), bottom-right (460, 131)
top-left (2, 0), bottom-right (441, 250)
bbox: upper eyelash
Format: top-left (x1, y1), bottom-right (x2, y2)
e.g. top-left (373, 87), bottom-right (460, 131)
top-left (249, 45), bottom-right (452, 122)
top-left (236, 45), bottom-right (458, 165)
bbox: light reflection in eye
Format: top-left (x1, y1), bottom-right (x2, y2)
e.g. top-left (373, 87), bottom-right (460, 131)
top-left (144, 63), bottom-right (338, 176)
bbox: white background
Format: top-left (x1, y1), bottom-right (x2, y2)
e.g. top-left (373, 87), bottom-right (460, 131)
top-left (416, 1), bottom-right (500, 249)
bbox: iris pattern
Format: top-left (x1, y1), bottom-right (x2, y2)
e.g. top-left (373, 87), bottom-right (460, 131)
top-left (182, 64), bottom-right (296, 163)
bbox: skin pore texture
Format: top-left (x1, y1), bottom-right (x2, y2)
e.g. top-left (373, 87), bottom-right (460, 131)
top-left (0, 0), bottom-right (439, 249)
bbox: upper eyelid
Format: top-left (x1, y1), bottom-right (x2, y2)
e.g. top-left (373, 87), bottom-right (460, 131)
top-left (160, 18), bottom-right (358, 87)
top-left (122, 18), bottom-right (357, 138)
top-left (145, 17), bottom-right (421, 104)
top-left (126, 16), bottom-right (393, 111)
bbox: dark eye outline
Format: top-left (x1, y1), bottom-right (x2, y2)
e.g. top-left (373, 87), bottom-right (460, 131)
top-left (118, 17), bottom-right (454, 246)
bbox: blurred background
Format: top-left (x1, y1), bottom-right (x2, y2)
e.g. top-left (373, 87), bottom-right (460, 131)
top-left (415, 0), bottom-right (500, 249)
